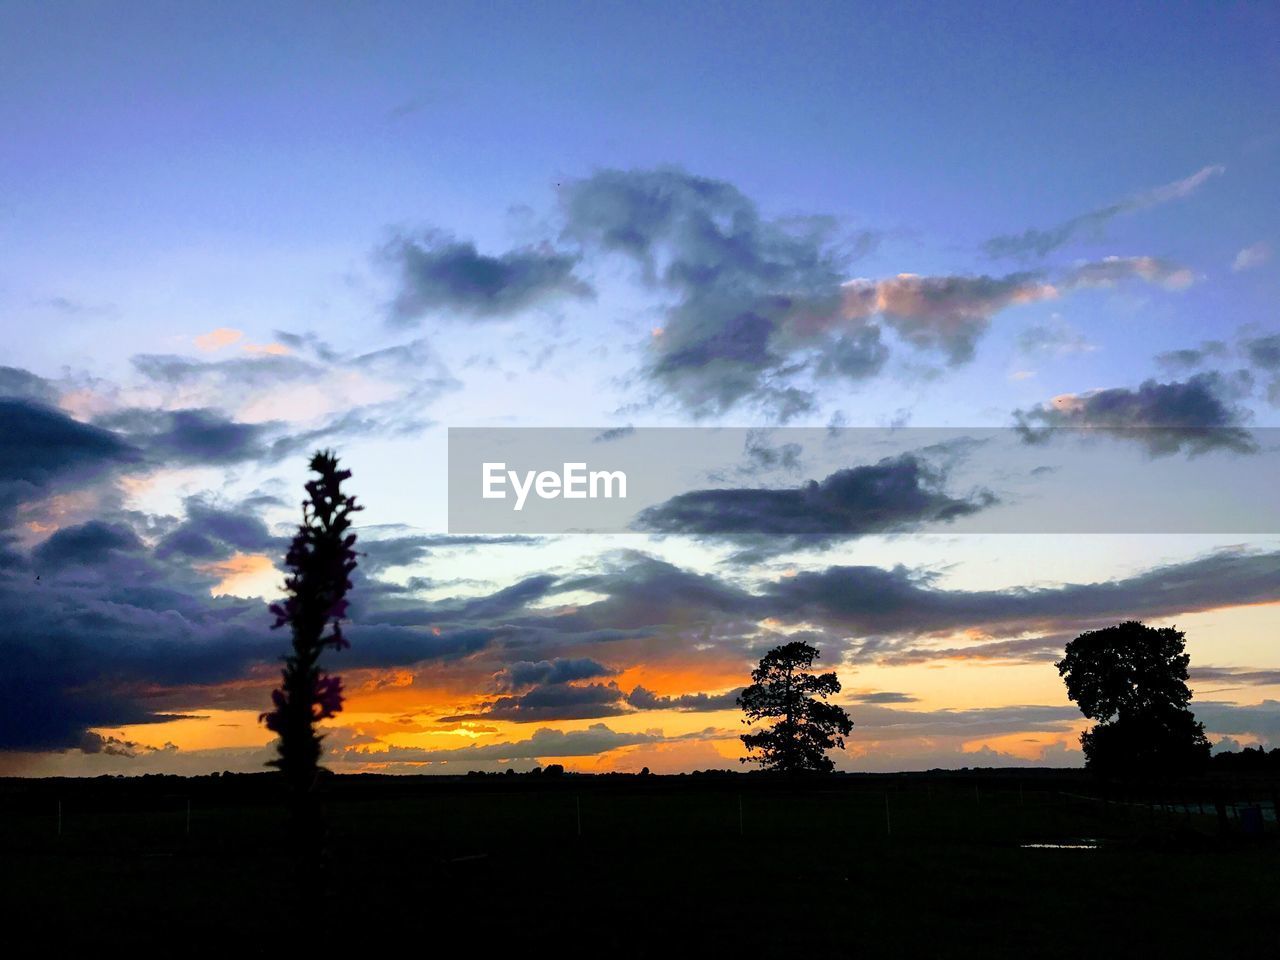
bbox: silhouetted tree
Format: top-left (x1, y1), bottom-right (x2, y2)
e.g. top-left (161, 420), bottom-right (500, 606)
top-left (1057, 621), bottom-right (1210, 776)
top-left (738, 641), bottom-right (853, 773)
top-left (260, 451), bottom-right (360, 838)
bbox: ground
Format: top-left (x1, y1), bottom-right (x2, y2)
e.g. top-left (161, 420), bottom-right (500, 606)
top-left (3, 771), bottom-right (1277, 956)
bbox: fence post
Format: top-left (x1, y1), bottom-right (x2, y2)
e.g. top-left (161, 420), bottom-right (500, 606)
top-left (575, 795), bottom-right (582, 838)
top-left (57, 799), bottom-right (62, 837)
top-left (884, 793), bottom-right (892, 838)
top-left (738, 793), bottom-right (744, 837)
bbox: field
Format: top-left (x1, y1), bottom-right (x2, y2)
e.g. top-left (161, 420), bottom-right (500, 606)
top-left (3, 771), bottom-right (1278, 956)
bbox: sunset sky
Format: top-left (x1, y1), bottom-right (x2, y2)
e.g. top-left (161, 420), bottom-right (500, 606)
top-left (3, 2), bottom-right (1279, 776)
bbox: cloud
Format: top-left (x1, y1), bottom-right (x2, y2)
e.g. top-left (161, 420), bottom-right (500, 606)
top-left (1017, 319), bottom-right (1095, 357)
top-left (984, 164), bottom-right (1225, 258)
top-left (1191, 666), bottom-right (1280, 688)
top-left (358, 533), bottom-right (542, 575)
top-left (1244, 334), bottom-right (1280, 371)
top-left (847, 702), bottom-right (1080, 738)
top-left (0, 366), bottom-right (61, 404)
top-left (76, 732), bottom-right (177, 759)
top-left (125, 338), bottom-right (457, 453)
top-left (352, 723), bottom-right (663, 765)
top-left (493, 658), bottom-right (617, 692)
top-left (560, 168), bottom-right (1201, 416)
top-left (1232, 242), bottom-right (1271, 273)
top-left (32, 520), bottom-right (144, 570)
top-left (96, 407), bottom-right (280, 466)
top-left (759, 547), bottom-right (1280, 645)
top-left (194, 327), bottom-right (245, 352)
top-left (1061, 256), bottom-right (1195, 291)
top-left (1241, 333), bottom-right (1280, 405)
top-left (154, 498), bottom-right (281, 561)
top-left (383, 232), bottom-right (592, 322)
top-left (561, 166), bottom-right (876, 419)
top-left (0, 398), bottom-right (139, 522)
top-left (442, 682), bottom-right (629, 722)
top-left (1013, 372), bottom-right (1257, 456)
top-left (635, 453), bottom-right (996, 544)
top-left (847, 691), bottom-right (919, 704)
top-left (840, 273), bottom-right (1057, 364)
top-left (625, 686), bottom-right (742, 712)
top-left (1195, 700), bottom-right (1280, 748)
top-left (1154, 341), bottom-right (1228, 372)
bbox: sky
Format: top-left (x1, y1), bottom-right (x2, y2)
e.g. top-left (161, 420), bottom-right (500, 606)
top-left (2, 1), bottom-right (1279, 776)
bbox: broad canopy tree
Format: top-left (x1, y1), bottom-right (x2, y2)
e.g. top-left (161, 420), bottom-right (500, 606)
top-left (738, 641), bottom-right (853, 774)
top-left (1057, 621), bottom-right (1211, 776)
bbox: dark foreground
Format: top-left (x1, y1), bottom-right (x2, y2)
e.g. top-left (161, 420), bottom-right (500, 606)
top-left (3, 770), bottom-right (1278, 956)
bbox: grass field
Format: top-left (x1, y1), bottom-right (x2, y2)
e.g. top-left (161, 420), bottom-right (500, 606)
top-left (4, 772), bottom-right (1278, 956)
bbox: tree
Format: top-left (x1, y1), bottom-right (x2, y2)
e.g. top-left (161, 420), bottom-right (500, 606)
top-left (1056, 621), bottom-right (1211, 776)
top-left (260, 451), bottom-right (361, 834)
top-left (738, 641), bottom-right (853, 773)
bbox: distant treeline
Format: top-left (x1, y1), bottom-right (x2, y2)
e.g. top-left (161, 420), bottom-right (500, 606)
top-left (1210, 746), bottom-right (1280, 773)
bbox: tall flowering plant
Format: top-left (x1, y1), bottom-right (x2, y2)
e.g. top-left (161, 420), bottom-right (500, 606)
top-left (261, 451), bottom-right (360, 819)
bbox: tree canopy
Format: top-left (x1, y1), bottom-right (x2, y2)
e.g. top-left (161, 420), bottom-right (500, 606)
top-left (1057, 621), bottom-right (1210, 776)
top-left (738, 641), bottom-right (853, 774)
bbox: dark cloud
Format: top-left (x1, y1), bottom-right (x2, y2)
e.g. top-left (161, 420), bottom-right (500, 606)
top-left (983, 164), bottom-right (1224, 259)
top-left (443, 671), bottom-right (740, 723)
top-left (1191, 667), bottom-right (1280, 688)
top-left (626, 686), bottom-right (742, 712)
top-left (130, 339), bottom-right (457, 449)
top-left (4, 479), bottom-right (1278, 751)
top-left (1195, 700), bottom-right (1280, 747)
top-left (1243, 333), bottom-right (1280, 405)
top-left (1013, 373), bottom-right (1257, 456)
top-left (848, 703), bottom-right (1080, 739)
top-left (635, 453), bottom-right (996, 543)
top-left (813, 328), bottom-right (890, 379)
top-left (154, 498), bottom-right (281, 561)
top-left (97, 407), bottom-right (277, 466)
top-left (561, 167), bottom-right (873, 419)
top-left (593, 426), bottom-right (635, 443)
top-left (1244, 334), bottom-right (1280, 371)
top-left (1155, 341), bottom-right (1228, 372)
top-left (442, 682), bottom-right (629, 722)
top-left (76, 732), bottom-right (177, 759)
top-left (493, 658), bottom-right (617, 692)
top-left (841, 272), bottom-right (1054, 365)
top-left (848, 691), bottom-right (919, 704)
top-left (358, 533), bottom-right (542, 575)
top-left (384, 232), bottom-right (592, 322)
top-left (32, 520), bottom-right (144, 570)
top-left (132, 352), bottom-right (320, 390)
top-left (0, 366), bottom-right (61, 404)
top-left (760, 548), bottom-right (1280, 644)
top-left (0, 399), bottom-right (138, 521)
top-left (349, 723), bottom-right (664, 765)
top-left (739, 432), bottom-right (804, 475)
top-left (561, 168), bottom-right (1201, 415)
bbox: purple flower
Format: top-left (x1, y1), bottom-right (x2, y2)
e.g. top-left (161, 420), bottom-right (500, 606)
top-left (260, 450), bottom-right (361, 797)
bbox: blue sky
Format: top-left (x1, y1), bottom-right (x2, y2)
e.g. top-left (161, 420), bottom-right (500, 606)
top-left (2, 2), bottom-right (1278, 775)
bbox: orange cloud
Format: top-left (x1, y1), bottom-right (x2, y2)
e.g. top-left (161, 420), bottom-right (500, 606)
top-left (194, 327), bottom-right (244, 351)
top-left (195, 552), bottom-right (279, 598)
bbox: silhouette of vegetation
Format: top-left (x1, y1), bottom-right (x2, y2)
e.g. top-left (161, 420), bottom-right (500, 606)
top-left (1057, 621), bottom-right (1210, 776)
top-left (1210, 744), bottom-right (1280, 773)
top-left (260, 451), bottom-right (360, 842)
top-left (738, 641), bottom-right (853, 773)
